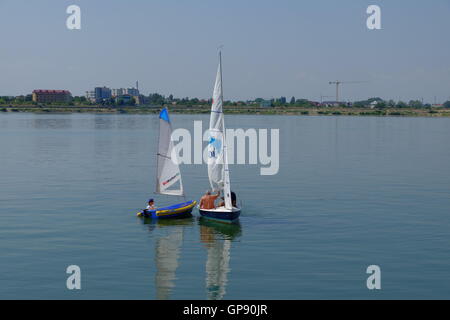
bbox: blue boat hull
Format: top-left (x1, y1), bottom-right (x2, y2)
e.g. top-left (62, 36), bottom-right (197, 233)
top-left (199, 208), bottom-right (241, 223)
top-left (138, 200), bottom-right (196, 219)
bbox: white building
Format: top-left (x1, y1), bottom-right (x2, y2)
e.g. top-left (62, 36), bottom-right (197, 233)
top-left (86, 91), bottom-right (96, 103)
top-left (112, 88), bottom-right (139, 97)
top-left (112, 88), bottom-right (125, 97)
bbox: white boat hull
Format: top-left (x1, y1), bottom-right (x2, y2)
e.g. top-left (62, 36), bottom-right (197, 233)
top-left (199, 206), bottom-right (241, 223)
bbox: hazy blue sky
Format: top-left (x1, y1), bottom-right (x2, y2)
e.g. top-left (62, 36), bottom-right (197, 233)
top-left (1, 0), bottom-right (449, 102)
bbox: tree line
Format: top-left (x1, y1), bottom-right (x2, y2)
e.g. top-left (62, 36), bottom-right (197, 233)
top-left (1, 94), bottom-right (450, 109)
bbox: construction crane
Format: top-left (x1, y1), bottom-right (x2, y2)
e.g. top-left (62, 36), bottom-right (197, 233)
top-left (329, 81), bottom-right (368, 103)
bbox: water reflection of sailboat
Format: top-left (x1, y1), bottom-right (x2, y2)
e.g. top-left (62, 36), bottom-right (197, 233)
top-left (141, 217), bottom-right (194, 300)
top-left (199, 218), bottom-right (242, 300)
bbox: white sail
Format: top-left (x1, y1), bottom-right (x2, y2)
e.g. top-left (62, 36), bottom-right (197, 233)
top-left (207, 52), bottom-right (232, 209)
top-left (156, 108), bottom-right (184, 196)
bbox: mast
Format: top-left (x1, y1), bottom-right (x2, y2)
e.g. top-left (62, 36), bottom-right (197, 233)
top-left (207, 51), bottom-right (232, 209)
top-left (219, 51), bottom-right (223, 109)
top-left (219, 51), bottom-right (232, 210)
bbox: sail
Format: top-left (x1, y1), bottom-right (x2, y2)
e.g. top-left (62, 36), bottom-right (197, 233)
top-left (156, 108), bottom-right (184, 196)
top-left (207, 52), bottom-right (232, 209)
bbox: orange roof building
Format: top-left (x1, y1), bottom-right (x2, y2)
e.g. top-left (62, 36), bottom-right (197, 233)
top-left (32, 90), bottom-right (72, 103)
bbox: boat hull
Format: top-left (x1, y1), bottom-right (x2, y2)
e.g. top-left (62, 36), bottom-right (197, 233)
top-left (199, 206), bottom-right (241, 223)
top-left (138, 200), bottom-right (197, 219)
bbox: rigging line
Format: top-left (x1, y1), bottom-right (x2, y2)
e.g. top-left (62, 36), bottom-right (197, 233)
top-left (157, 153), bottom-right (171, 160)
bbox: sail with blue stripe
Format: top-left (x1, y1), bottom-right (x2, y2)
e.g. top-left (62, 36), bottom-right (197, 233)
top-left (156, 107), bottom-right (184, 196)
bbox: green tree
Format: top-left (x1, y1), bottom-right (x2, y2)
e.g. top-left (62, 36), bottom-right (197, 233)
top-left (14, 96), bottom-right (25, 104)
top-left (408, 100), bottom-right (424, 108)
top-left (295, 99), bottom-right (310, 107)
top-left (396, 101), bottom-right (408, 108)
top-left (149, 93), bottom-right (166, 105)
top-left (353, 97), bottom-right (383, 108)
top-left (443, 101), bottom-right (450, 108)
top-left (375, 101), bottom-right (387, 109)
top-left (387, 100), bottom-right (396, 107)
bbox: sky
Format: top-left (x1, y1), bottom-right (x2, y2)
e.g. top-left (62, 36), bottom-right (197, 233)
top-left (0, 0), bottom-right (449, 103)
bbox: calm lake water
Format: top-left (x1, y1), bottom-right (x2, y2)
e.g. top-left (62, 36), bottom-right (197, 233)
top-left (1, 113), bottom-right (450, 299)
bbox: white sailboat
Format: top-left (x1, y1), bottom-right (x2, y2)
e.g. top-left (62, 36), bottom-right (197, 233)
top-left (199, 52), bottom-right (241, 222)
top-left (137, 108), bottom-right (197, 219)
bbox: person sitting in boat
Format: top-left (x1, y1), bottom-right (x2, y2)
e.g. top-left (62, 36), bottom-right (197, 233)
top-left (218, 191), bottom-right (237, 208)
top-left (200, 190), bottom-right (220, 210)
top-left (146, 199), bottom-right (156, 210)
top-left (231, 191), bottom-right (237, 207)
top-left (218, 196), bottom-right (225, 207)
top-left (139, 199), bottom-right (156, 217)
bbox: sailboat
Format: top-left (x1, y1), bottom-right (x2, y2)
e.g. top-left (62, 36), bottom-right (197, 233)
top-left (137, 108), bottom-right (197, 219)
top-left (199, 52), bottom-right (241, 223)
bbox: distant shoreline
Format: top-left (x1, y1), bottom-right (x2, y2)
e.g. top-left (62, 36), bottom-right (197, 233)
top-left (1, 105), bottom-right (450, 117)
